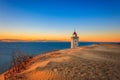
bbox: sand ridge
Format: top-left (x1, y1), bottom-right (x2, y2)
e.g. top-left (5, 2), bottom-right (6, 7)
top-left (0, 44), bottom-right (120, 80)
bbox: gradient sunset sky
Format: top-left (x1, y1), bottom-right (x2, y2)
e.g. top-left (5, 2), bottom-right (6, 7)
top-left (0, 0), bottom-right (120, 42)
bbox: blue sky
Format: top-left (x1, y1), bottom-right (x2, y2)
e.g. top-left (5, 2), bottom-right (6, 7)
top-left (0, 0), bottom-right (120, 42)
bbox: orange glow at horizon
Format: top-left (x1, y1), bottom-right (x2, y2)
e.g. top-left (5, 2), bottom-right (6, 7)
top-left (0, 32), bottom-right (120, 42)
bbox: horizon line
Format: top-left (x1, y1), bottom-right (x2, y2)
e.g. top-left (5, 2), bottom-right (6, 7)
top-left (0, 39), bottom-right (120, 43)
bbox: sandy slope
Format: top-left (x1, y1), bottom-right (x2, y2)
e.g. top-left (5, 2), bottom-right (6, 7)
top-left (0, 44), bottom-right (120, 80)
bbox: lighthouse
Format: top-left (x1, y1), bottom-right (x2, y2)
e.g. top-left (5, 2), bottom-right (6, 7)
top-left (71, 31), bottom-right (79, 48)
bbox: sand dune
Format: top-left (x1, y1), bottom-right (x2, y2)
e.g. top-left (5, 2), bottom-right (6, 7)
top-left (0, 44), bottom-right (120, 80)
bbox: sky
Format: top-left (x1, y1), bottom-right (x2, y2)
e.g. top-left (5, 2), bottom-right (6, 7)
top-left (0, 0), bottom-right (120, 42)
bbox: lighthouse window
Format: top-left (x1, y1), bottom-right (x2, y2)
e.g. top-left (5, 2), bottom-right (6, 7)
top-left (74, 40), bottom-right (77, 42)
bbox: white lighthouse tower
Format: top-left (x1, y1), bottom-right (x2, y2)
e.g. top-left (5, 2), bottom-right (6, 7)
top-left (71, 31), bottom-right (79, 48)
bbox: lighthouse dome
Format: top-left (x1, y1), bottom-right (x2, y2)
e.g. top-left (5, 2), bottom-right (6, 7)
top-left (73, 31), bottom-right (77, 36)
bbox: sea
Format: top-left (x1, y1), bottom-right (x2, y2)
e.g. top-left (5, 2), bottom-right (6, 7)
top-left (0, 42), bottom-right (100, 73)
